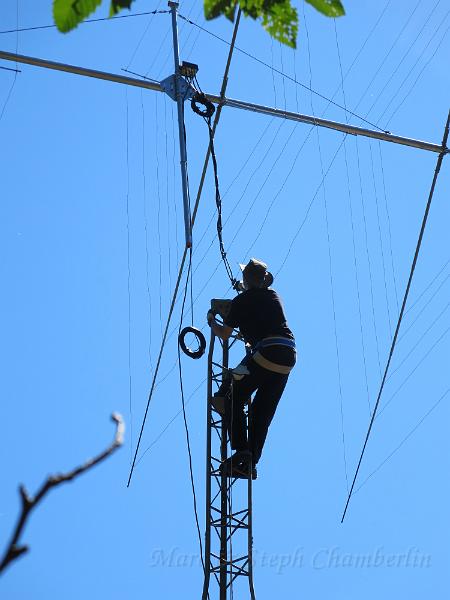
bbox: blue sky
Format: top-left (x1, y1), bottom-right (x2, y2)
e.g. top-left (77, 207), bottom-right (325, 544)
top-left (1, 1), bottom-right (449, 598)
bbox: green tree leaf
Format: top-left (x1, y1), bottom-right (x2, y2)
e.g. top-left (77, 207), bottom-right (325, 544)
top-left (53, 0), bottom-right (103, 33)
top-left (109, 0), bottom-right (133, 18)
top-left (53, 0), bottom-right (344, 47)
top-left (258, 1), bottom-right (298, 49)
top-left (205, 1), bottom-right (298, 48)
top-left (204, 0), bottom-right (238, 22)
top-left (305, 0), bottom-right (345, 18)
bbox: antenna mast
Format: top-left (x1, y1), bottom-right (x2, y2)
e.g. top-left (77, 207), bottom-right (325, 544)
top-left (168, 1), bottom-right (192, 248)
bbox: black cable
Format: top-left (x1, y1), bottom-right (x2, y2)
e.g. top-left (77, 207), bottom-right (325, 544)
top-left (227, 121), bottom-right (296, 255)
top-left (127, 247), bottom-right (189, 488)
top-left (207, 120), bottom-right (237, 288)
top-left (377, 9), bottom-right (450, 126)
top-left (0, 9), bottom-right (170, 35)
top-left (191, 78), bottom-right (237, 290)
top-left (120, 67), bottom-right (160, 83)
top-left (387, 302), bottom-right (449, 383)
top-left (155, 95), bottom-right (164, 338)
top-left (326, 0), bottom-right (392, 108)
top-left (0, 65), bottom-right (20, 73)
top-left (125, 88), bottom-right (133, 465)
top-left (386, 21), bottom-right (450, 128)
top-left (164, 97), bottom-right (173, 297)
top-left (399, 275), bottom-right (449, 343)
top-left (355, 137), bottom-right (382, 377)
top-left (330, 13), bottom-right (372, 413)
top-left (378, 141), bottom-right (400, 314)
top-left (242, 123), bottom-right (311, 258)
top-left (125, 1), bottom-right (163, 69)
top-left (177, 249), bottom-right (206, 574)
top-left (179, 3), bottom-right (204, 59)
top-left (171, 103), bottom-right (181, 268)
top-left (136, 377), bottom-right (207, 466)
top-left (0, 64), bottom-right (18, 124)
top-left (341, 111), bottom-right (450, 522)
top-left (324, 20), bottom-right (348, 490)
top-left (140, 90), bottom-right (154, 377)
top-left (180, 102), bottom-right (195, 323)
top-left (376, 325), bottom-right (450, 420)
top-left (152, 2), bottom-right (200, 80)
top-left (194, 118), bottom-right (281, 274)
top-left (405, 259), bottom-right (449, 315)
top-left (0, 1), bottom-right (19, 124)
top-left (369, 0), bottom-right (444, 124)
top-left (276, 134), bottom-right (347, 275)
top-left (350, 0), bottom-right (422, 119)
top-left (355, 388), bottom-right (450, 495)
top-left (369, 141), bottom-right (393, 334)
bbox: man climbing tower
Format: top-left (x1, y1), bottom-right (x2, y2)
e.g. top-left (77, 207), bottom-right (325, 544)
top-left (207, 258), bottom-right (296, 479)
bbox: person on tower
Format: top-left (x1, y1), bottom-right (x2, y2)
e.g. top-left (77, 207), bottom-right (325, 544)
top-left (207, 258), bottom-right (296, 479)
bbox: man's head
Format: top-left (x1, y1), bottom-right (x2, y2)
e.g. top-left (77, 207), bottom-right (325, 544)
top-left (239, 258), bottom-right (274, 290)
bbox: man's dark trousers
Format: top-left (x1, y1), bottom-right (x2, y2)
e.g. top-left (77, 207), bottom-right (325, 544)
top-left (225, 359), bottom-right (288, 464)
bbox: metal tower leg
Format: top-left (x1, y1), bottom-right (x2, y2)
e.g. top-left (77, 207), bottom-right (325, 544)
top-left (202, 299), bottom-right (256, 600)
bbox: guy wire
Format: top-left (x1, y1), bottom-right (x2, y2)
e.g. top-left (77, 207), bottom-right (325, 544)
top-left (355, 388), bottom-right (450, 495)
top-left (177, 248), bottom-right (206, 574)
top-left (178, 13), bottom-right (386, 133)
top-left (341, 110), bottom-right (450, 522)
top-left (0, 1), bottom-right (19, 123)
top-left (332, 14), bottom-right (372, 413)
top-left (0, 9), bottom-right (170, 35)
top-left (125, 88), bottom-right (133, 464)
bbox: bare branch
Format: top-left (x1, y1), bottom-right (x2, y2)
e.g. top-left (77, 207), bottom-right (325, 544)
top-left (0, 413), bottom-right (124, 575)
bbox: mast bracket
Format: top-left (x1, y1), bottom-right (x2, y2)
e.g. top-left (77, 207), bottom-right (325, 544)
top-left (160, 74), bottom-right (195, 102)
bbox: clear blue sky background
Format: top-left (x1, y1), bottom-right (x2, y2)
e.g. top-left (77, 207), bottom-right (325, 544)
top-left (1, 1), bottom-right (449, 598)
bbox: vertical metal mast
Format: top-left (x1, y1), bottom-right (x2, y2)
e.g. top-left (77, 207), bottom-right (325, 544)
top-left (168, 1), bottom-right (192, 248)
top-left (203, 299), bottom-right (256, 600)
top-left (220, 336), bottom-right (230, 600)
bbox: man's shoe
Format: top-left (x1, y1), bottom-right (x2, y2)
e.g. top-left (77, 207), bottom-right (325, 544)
top-left (219, 451), bottom-right (248, 475)
top-left (219, 451), bottom-right (257, 480)
top-left (210, 395), bottom-right (225, 415)
top-left (231, 461), bottom-right (257, 480)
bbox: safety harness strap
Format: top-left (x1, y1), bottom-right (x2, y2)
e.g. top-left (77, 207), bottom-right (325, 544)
top-left (250, 335), bottom-right (296, 374)
top-left (256, 336), bottom-right (296, 350)
top-left (252, 352), bottom-right (293, 375)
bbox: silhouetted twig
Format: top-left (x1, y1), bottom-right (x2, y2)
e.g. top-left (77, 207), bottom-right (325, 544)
top-left (0, 412), bottom-right (124, 575)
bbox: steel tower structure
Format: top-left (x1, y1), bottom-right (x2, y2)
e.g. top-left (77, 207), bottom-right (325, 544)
top-left (202, 299), bottom-right (256, 600)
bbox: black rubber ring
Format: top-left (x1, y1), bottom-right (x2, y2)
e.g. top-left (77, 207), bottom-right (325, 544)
top-left (178, 326), bottom-right (207, 360)
top-left (191, 93), bottom-right (215, 118)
